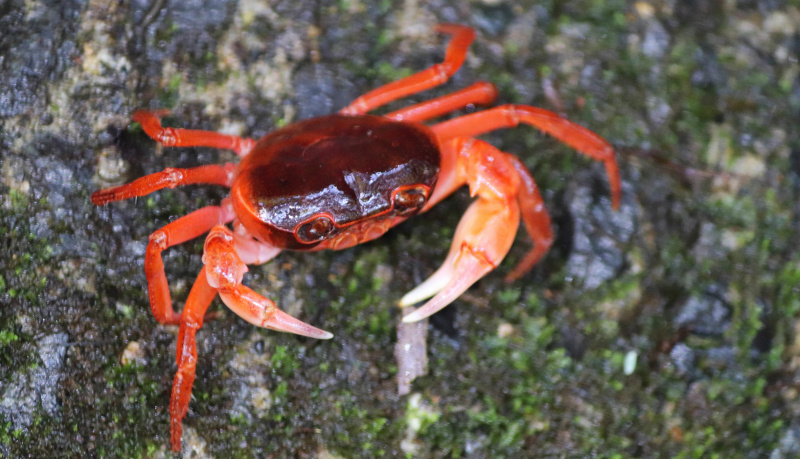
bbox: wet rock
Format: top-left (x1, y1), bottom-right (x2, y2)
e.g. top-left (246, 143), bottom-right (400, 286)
top-left (674, 289), bottom-right (731, 336)
top-left (565, 178), bottom-right (636, 290)
top-left (0, 0), bottom-right (83, 118)
top-left (292, 63), bottom-right (359, 119)
top-left (669, 343), bottom-right (695, 376)
top-left (641, 19), bottom-right (670, 60)
top-left (771, 424), bottom-right (800, 459)
top-left (0, 332), bottom-right (68, 429)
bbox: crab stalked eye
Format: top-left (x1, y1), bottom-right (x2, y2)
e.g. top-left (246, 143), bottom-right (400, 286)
top-left (393, 186), bottom-right (428, 214)
top-left (296, 216), bottom-right (335, 243)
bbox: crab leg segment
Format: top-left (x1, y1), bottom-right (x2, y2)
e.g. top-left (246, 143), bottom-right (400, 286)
top-left (231, 223), bottom-right (282, 265)
top-left (402, 139), bottom-right (548, 322)
top-left (169, 226), bottom-right (332, 452)
top-left (146, 202), bottom-right (235, 324)
top-left (385, 81), bottom-right (498, 122)
top-left (503, 156), bottom-right (554, 282)
top-left (133, 110), bottom-right (256, 157)
top-left (433, 104), bottom-right (621, 209)
top-left (90, 163), bottom-right (235, 205)
top-left (170, 267), bottom-right (216, 452)
top-left (340, 24), bottom-right (475, 115)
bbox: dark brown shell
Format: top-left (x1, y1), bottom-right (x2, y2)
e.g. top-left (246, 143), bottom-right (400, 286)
top-left (231, 114), bottom-right (440, 250)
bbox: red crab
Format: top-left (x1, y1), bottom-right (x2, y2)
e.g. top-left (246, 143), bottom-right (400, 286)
top-left (92, 24), bottom-right (620, 451)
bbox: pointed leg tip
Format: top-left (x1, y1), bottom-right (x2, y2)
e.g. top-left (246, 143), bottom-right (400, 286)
top-left (269, 315), bottom-right (334, 340)
top-left (170, 429), bottom-right (182, 453)
top-left (610, 188), bottom-right (621, 210)
top-left (281, 317), bottom-right (333, 340)
top-left (285, 324), bottom-right (332, 339)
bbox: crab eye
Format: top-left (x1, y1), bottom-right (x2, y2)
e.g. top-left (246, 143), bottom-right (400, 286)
top-left (394, 186), bottom-right (428, 214)
top-left (296, 216), bottom-right (335, 243)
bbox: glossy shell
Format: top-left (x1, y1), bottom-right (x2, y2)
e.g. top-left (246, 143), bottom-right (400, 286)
top-left (231, 114), bottom-right (440, 250)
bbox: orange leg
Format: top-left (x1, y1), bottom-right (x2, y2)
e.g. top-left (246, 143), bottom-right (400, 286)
top-left (169, 226), bottom-right (332, 452)
top-left (504, 156), bottom-right (553, 282)
top-left (170, 267), bottom-right (216, 452)
top-left (146, 203), bottom-right (234, 324)
top-left (401, 139), bottom-right (555, 322)
top-left (133, 110), bottom-right (256, 157)
top-left (340, 24), bottom-right (475, 115)
top-left (432, 104), bottom-right (621, 209)
top-left (420, 138), bottom-right (467, 212)
top-left (90, 163), bottom-right (235, 205)
top-left (385, 81), bottom-right (498, 122)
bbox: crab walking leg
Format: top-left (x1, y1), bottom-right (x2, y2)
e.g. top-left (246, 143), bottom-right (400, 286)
top-left (133, 110), bottom-right (256, 157)
top-left (202, 225), bottom-right (334, 339)
top-left (170, 267), bottom-right (216, 452)
top-left (433, 104), bottom-right (622, 209)
top-left (504, 156), bottom-right (554, 282)
top-left (385, 81), bottom-right (498, 122)
top-left (169, 227), bottom-right (330, 452)
top-left (401, 139), bottom-right (527, 322)
top-left (90, 163), bottom-right (235, 205)
top-left (420, 138), bottom-right (468, 212)
top-left (146, 202), bottom-right (235, 324)
top-left (340, 24), bottom-right (475, 115)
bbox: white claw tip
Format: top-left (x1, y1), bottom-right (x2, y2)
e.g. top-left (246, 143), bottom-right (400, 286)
top-left (402, 310), bottom-right (426, 323)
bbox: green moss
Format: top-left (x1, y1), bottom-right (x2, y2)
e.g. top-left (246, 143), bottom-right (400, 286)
top-left (157, 73), bottom-right (183, 108)
top-left (0, 421), bottom-right (10, 445)
top-left (496, 287), bottom-right (521, 305)
top-left (328, 396), bottom-right (392, 456)
top-left (269, 345), bottom-right (301, 375)
top-left (229, 412), bottom-right (249, 426)
top-left (7, 189), bottom-right (28, 211)
top-left (0, 331), bottom-right (18, 346)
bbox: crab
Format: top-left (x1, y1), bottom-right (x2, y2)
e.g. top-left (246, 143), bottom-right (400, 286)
top-left (92, 24), bottom-right (621, 451)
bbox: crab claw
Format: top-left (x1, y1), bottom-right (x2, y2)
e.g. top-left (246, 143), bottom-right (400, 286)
top-left (401, 245), bottom-right (494, 322)
top-left (204, 225), bottom-right (333, 339)
top-left (219, 286), bottom-right (333, 339)
top-left (401, 197), bottom-right (520, 323)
